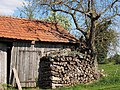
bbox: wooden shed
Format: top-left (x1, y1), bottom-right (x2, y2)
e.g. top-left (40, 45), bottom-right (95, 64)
top-left (0, 16), bottom-right (77, 87)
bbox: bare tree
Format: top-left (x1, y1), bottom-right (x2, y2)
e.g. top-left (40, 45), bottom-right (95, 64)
top-left (34, 0), bottom-right (120, 74)
top-left (36, 0), bottom-right (120, 54)
top-left (18, 0), bottom-right (40, 19)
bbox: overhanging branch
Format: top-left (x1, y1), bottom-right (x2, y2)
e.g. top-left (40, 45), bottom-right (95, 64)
top-left (51, 8), bottom-right (86, 37)
top-left (99, 14), bottom-right (118, 25)
top-left (99, 0), bottom-right (119, 16)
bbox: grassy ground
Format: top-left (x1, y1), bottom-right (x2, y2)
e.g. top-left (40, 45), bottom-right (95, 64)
top-left (6, 63), bottom-right (120, 90)
top-left (54, 63), bottom-right (120, 90)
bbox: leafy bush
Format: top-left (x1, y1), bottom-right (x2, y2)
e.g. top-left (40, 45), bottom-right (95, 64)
top-left (108, 54), bottom-right (120, 64)
top-left (114, 54), bottom-right (120, 64)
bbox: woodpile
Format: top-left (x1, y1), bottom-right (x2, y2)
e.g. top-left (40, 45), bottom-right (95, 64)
top-left (39, 49), bottom-right (100, 89)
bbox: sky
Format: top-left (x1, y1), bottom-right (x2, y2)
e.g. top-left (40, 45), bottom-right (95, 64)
top-left (0, 0), bottom-right (24, 16)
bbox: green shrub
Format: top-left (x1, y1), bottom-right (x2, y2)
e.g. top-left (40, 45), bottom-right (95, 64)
top-left (108, 54), bottom-right (120, 64)
top-left (114, 54), bottom-right (120, 64)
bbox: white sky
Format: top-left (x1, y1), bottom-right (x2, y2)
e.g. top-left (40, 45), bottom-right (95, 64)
top-left (0, 0), bottom-right (24, 16)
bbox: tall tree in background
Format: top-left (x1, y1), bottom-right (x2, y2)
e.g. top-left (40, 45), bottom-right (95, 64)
top-left (18, 0), bottom-right (39, 19)
top-left (95, 21), bottom-right (118, 64)
top-left (17, 0), bottom-right (120, 64)
top-left (36, 0), bottom-right (120, 72)
top-left (43, 12), bottom-right (71, 30)
top-left (37, 0), bottom-right (120, 50)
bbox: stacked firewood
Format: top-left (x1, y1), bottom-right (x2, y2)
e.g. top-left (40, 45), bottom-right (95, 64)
top-left (39, 49), bottom-right (100, 89)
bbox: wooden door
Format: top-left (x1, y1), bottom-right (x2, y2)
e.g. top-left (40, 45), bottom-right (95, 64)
top-left (18, 50), bottom-right (41, 87)
top-left (0, 43), bottom-right (7, 84)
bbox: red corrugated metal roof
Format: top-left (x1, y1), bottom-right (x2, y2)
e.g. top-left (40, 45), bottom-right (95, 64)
top-left (0, 16), bottom-right (77, 43)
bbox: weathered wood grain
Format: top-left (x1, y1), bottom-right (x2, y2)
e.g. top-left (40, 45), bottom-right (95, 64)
top-left (12, 68), bottom-right (22, 90)
top-left (9, 41), bottom-right (76, 87)
top-left (39, 49), bottom-right (100, 89)
top-left (0, 43), bottom-right (7, 84)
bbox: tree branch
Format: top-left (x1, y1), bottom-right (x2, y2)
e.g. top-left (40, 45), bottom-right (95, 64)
top-left (52, 8), bottom-right (86, 37)
top-left (64, 3), bottom-right (91, 18)
top-left (99, 0), bottom-right (119, 16)
top-left (64, 3), bottom-right (84, 14)
top-left (88, 0), bottom-right (90, 12)
top-left (99, 14), bottom-right (118, 25)
top-left (71, 13), bottom-right (86, 36)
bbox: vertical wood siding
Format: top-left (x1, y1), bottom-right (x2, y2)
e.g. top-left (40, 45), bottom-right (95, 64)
top-left (18, 50), bottom-right (41, 87)
top-left (10, 41), bottom-right (75, 87)
top-left (0, 43), bottom-right (7, 84)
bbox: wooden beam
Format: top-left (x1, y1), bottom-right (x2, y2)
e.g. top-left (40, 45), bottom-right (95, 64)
top-left (12, 68), bottom-right (22, 90)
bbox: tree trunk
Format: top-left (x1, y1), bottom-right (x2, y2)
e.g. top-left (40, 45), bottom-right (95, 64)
top-left (87, 17), bottom-right (99, 76)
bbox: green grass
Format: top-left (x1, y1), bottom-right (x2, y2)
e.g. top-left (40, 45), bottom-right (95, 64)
top-left (54, 63), bottom-right (120, 90)
top-left (6, 64), bottom-right (120, 90)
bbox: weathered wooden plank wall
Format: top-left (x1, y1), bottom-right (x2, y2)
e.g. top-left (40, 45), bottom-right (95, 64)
top-left (10, 41), bottom-right (76, 87)
top-left (0, 43), bottom-right (7, 84)
top-left (18, 50), bottom-right (41, 87)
